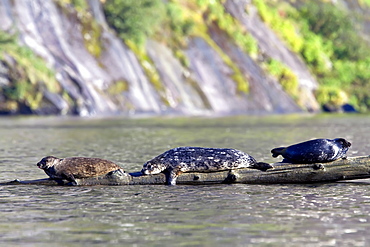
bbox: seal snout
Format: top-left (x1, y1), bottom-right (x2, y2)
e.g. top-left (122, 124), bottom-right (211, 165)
top-left (36, 156), bottom-right (58, 170)
top-left (334, 138), bottom-right (351, 148)
top-left (271, 147), bottom-right (286, 158)
top-left (36, 159), bottom-right (47, 169)
top-left (141, 168), bottom-right (149, 175)
top-left (141, 163), bottom-right (158, 175)
top-left (345, 140), bottom-right (351, 148)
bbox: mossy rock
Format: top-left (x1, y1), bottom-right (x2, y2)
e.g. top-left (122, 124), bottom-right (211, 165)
top-left (107, 80), bottom-right (129, 95)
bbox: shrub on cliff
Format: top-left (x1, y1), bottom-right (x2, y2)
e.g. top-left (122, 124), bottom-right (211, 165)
top-left (298, 1), bottom-right (370, 111)
top-left (255, 0), bottom-right (370, 111)
top-left (103, 0), bottom-right (166, 45)
top-left (299, 1), bottom-right (369, 61)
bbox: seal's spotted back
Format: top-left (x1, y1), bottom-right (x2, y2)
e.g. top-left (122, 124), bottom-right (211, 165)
top-left (141, 147), bottom-right (272, 185)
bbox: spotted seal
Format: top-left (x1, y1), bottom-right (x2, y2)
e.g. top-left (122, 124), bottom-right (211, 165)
top-left (141, 147), bottom-right (273, 185)
top-left (37, 156), bottom-right (123, 185)
top-left (271, 138), bottom-right (351, 164)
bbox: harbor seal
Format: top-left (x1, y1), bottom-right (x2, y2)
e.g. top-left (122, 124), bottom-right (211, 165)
top-left (37, 156), bottom-right (123, 185)
top-left (271, 138), bottom-right (351, 164)
top-left (141, 147), bottom-right (273, 185)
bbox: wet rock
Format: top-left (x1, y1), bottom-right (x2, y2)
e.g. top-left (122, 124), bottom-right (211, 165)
top-left (342, 104), bottom-right (357, 113)
top-left (225, 0), bottom-right (320, 112)
top-left (323, 103), bottom-right (358, 113)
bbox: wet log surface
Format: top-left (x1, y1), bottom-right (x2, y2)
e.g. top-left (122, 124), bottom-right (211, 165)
top-left (2, 156), bottom-right (370, 186)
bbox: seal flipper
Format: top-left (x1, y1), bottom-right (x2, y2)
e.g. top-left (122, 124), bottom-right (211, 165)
top-left (63, 173), bottom-right (78, 186)
top-left (250, 162), bottom-right (273, 171)
top-left (271, 147), bottom-right (285, 158)
top-left (165, 168), bottom-right (182, 185)
top-left (281, 158), bottom-right (293, 163)
top-left (54, 178), bottom-right (66, 186)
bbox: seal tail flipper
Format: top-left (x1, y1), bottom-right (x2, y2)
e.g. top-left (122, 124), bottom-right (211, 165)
top-left (250, 162), bottom-right (273, 172)
top-left (271, 147), bottom-right (286, 158)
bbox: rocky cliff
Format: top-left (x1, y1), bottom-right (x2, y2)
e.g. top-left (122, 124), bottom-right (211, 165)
top-left (0, 0), bottom-right (321, 116)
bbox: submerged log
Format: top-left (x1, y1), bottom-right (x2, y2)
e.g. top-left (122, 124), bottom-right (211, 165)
top-left (2, 156), bottom-right (370, 186)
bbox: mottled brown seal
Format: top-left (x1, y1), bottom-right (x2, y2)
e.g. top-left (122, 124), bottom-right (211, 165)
top-left (37, 156), bottom-right (124, 185)
top-left (141, 147), bottom-right (273, 185)
top-left (271, 138), bottom-right (351, 164)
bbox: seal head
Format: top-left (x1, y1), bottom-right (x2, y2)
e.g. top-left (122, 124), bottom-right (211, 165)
top-left (141, 163), bottom-right (164, 175)
top-left (271, 138), bottom-right (351, 164)
top-left (141, 147), bottom-right (273, 185)
top-left (37, 156), bottom-right (60, 170)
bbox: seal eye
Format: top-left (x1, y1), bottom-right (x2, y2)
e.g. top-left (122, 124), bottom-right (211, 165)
top-left (147, 164), bottom-right (152, 170)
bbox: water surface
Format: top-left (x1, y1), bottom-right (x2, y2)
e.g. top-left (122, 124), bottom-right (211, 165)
top-left (0, 114), bottom-right (369, 246)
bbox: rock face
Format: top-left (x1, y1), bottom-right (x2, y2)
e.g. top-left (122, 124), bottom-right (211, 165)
top-left (0, 0), bottom-right (321, 116)
top-left (224, 0), bottom-right (319, 112)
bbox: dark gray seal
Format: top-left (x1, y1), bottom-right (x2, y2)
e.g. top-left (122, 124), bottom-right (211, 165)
top-left (37, 156), bottom-right (124, 185)
top-left (271, 138), bottom-right (351, 164)
top-left (141, 147), bottom-right (273, 185)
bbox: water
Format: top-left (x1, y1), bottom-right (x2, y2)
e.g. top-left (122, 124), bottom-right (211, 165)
top-left (0, 114), bottom-right (370, 246)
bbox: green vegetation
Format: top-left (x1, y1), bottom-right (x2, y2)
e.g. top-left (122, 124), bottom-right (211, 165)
top-left (193, 0), bottom-right (259, 93)
top-left (254, 0), bottom-right (370, 111)
top-left (3, 0), bottom-right (369, 114)
top-left (81, 15), bottom-right (102, 58)
top-left (363, 0), bottom-right (370, 7)
top-left (55, 0), bottom-right (102, 58)
top-left (315, 86), bottom-right (348, 109)
top-left (57, 0), bottom-right (89, 10)
top-left (103, 0), bottom-right (253, 95)
top-left (103, 0), bottom-right (172, 104)
top-left (182, 0), bottom-right (253, 93)
top-left (126, 40), bottom-right (170, 105)
top-left (202, 34), bottom-right (250, 93)
top-left (0, 31), bottom-right (59, 111)
top-left (161, 1), bottom-right (194, 67)
top-left (300, 2), bottom-right (369, 61)
top-left (196, 0), bottom-right (259, 58)
top-left (265, 59), bottom-right (299, 97)
top-left (0, 32), bottom-right (58, 91)
top-left (107, 80), bottom-right (129, 95)
top-left (103, 0), bottom-right (166, 46)
top-left (254, 0), bottom-right (305, 54)
top-left (164, 2), bottom-right (195, 47)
